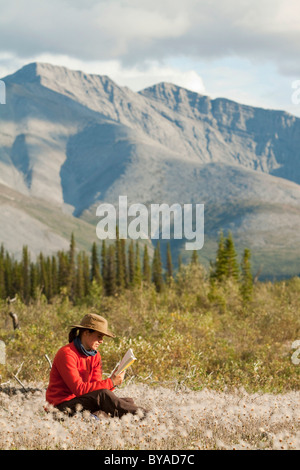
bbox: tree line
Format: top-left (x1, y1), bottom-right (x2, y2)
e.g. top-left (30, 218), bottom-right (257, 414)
top-left (0, 230), bottom-right (253, 304)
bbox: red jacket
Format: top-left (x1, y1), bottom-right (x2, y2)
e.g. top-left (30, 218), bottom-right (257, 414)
top-left (46, 341), bottom-right (114, 406)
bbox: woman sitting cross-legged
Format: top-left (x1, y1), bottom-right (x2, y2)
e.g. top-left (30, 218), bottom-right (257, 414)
top-left (46, 313), bottom-right (147, 419)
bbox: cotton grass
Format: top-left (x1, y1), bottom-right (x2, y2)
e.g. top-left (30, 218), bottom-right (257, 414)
top-left (0, 382), bottom-right (299, 450)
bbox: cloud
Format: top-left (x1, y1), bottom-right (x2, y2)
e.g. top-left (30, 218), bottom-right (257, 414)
top-left (0, 0), bottom-right (188, 62)
top-left (1, 0), bottom-right (299, 117)
top-left (0, 52), bottom-right (206, 95)
top-left (0, 0), bottom-right (299, 75)
top-left (74, 58), bottom-right (207, 94)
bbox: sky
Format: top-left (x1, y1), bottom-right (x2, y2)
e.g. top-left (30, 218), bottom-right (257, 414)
top-left (0, 0), bottom-right (300, 116)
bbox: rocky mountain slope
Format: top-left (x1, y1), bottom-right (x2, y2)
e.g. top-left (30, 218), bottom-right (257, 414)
top-left (0, 62), bottom-right (299, 278)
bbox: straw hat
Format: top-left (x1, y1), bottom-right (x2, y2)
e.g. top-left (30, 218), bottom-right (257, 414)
top-left (70, 313), bottom-right (115, 338)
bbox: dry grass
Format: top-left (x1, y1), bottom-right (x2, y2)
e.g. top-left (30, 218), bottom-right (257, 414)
top-left (0, 382), bottom-right (299, 450)
top-left (0, 267), bottom-right (299, 450)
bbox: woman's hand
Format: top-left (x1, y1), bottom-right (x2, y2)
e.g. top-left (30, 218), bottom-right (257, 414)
top-left (111, 370), bottom-right (125, 387)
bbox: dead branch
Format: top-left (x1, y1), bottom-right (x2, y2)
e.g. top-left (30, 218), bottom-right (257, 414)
top-left (7, 296), bottom-right (19, 330)
top-left (9, 312), bottom-right (19, 330)
top-left (15, 362), bottom-right (24, 377)
top-left (12, 362), bottom-right (27, 392)
top-left (125, 375), bottom-right (136, 386)
top-left (143, 372), bottom-right (153, 381)
top-left (12, 374), bottom-right (27, 392)
top-left (44, 354), bottom-right (52, 369)
top-left (0, 380), bottom-right (11, 388)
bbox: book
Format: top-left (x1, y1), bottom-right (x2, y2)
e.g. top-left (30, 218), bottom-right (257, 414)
top-left (111, 348), bottom-right (137, 376)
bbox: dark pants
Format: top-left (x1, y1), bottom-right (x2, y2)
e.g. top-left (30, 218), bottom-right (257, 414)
top-left (55, 388), bottom-right (143, 418)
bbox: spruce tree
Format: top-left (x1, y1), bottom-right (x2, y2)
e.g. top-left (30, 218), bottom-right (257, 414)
top-left (115, 229), bottom-right (125, 290)
top-left (224, 231), bottom-right (240, 280)
top-left (0, 254), bottom-right (6, 300)
top-left (105, 245), bottom-right (116, 296)
top-left (101, 240), bottom-right (107, 283)
top-left (30, 262), bottom-right (38, 300)
top-left (166, 242), bottom-right (173, 283)
top-left (152, 242), bottom-right (164, 292)
top-left (76, 252), bottom-right (85, 300)
top-left (68, 233), bottom-right (76, 300)
top-left (142, 244), bottom-right (151, 284)
top-left (120, 238), bottom-right (128, 288)
top-left (91, 242), bottom-right (102, 285)
top-left (21, 245), bottom-right (30, 303)
top-left (134, 242), bottom-right (142, 287)
top-left (51, 256), bottom-right (58, 297)
top-left (191, 250), bottom-right (198, 265)
top-left (212, 230), bottom-right (227, 282)
top-left (13, 260), bottom-right (23, 298)
top-left (58, 251), bottom-right (69, 292)
top-left (240, 248), bottom-right (253, 302)
top-left (128, 240), bottom-right (135, 287)
top-left (4, 252), bottom-right (13, 298)
top-left (45, 256), bottom-right (53, 300)
top-left (39, 253), bottom-right (48, 299)
top-left (211, 230), bottom-right (240, 282)
top-left (82, 252), bottom-right (90, 297)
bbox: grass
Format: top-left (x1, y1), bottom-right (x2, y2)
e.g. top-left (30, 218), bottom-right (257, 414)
top-left (0, 263), bottom-right (299, 392)
top-left (0, 383), bottom-right (299, 450)
top-left (0, 263), bottom-right (299, 449)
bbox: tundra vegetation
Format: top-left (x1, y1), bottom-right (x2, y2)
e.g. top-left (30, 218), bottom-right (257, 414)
top-left (0, 232), bottom-right (299, 450)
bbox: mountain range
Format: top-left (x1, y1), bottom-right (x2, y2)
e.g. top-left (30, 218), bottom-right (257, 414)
top-left (0, 62), bottom-right (300, 279)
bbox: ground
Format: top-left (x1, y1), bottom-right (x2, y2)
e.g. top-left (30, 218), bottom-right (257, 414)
top-left (0, 381), bottom-right (299, 450)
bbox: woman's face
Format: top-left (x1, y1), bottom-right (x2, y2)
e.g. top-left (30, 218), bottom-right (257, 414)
top-left (81, 330), bottom-right (104, 351)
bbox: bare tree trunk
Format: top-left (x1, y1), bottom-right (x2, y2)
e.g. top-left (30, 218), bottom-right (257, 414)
top-left (9, 311), bottom-right (19, 330)
top-left (7, 297), bottom-right (19, 330)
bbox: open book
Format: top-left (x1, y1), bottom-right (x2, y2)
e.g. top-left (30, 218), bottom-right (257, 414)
top-left (111, 348), bottom-right (137, 376)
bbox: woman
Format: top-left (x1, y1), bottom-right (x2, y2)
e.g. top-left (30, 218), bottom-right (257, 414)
top-left (46, 313), bottom-right (145, 419)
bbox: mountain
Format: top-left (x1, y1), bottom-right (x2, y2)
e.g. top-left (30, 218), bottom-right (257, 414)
top-left (0, 62), bottom-right (300, 278)
top-left (0, 182), bottom-right (97, 260)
